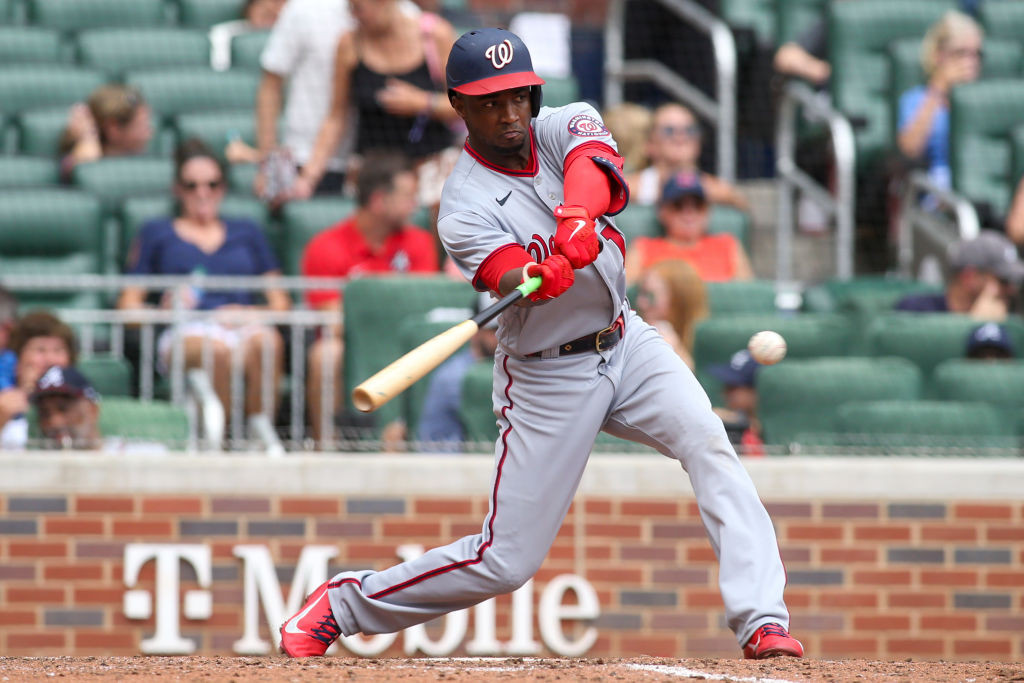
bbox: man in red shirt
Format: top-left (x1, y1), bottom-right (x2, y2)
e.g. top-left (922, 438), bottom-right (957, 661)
top-left (302, 152), bottom-right (439, 442)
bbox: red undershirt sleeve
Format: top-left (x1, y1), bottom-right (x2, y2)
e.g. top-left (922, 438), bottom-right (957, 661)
top-left (562, 141), bottom-right (629, 216)
top-left (472, 243), bottom-right (534, 293)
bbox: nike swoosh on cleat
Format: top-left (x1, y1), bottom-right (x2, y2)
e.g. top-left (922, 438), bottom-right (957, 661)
top-left (495, 191), bottom-right (512, 206)
top-left (568, 218), bottom-right (588, 241)
top-left (283, 586), bottom-right (326, 635)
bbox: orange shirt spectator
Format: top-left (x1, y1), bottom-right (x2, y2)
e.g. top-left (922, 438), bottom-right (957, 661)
top-left (625, 171), bottom-right (753, 284)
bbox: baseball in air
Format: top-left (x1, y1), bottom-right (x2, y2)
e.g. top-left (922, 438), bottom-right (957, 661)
top-left (748, 330), bottom-right (787, 365)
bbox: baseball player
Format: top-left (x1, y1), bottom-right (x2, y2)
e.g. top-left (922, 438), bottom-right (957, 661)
top-left (280, 28), bottom-right (802, 660)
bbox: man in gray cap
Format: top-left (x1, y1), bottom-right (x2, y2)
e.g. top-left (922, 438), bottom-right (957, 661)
top-left (895, 230), bottom-right (1024, 320)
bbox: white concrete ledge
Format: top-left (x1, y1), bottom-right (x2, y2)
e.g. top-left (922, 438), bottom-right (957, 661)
top-left (3, 453), bottom-right (1024, 500)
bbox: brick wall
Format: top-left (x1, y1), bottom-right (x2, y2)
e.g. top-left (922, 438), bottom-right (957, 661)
top-left (2, 487), bottom-right (1023, 660)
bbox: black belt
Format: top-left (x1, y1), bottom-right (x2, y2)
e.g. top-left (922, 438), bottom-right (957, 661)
top-left (527, 314), bottom-right (625, 358)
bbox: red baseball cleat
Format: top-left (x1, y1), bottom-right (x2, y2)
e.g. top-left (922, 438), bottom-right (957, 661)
top-left (743, 623), bottom-right (804, 659)
top-left (279, 581), bottom-right (341, 657)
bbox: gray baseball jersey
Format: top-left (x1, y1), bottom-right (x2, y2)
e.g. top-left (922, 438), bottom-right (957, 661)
top-left (325, 104), bottom-right (792, 650)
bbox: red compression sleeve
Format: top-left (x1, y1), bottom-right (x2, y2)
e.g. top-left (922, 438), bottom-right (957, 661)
top-left (472, 243), bottom-right (533, 293)
top-left (563, 142), bottom-right (628, 217)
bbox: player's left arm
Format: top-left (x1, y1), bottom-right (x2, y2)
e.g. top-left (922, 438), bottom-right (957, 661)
top-left (548, 106), bottom-right (630, 269)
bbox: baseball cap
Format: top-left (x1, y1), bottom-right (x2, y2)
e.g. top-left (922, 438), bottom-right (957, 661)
top-left (707, 349), bottom-right (761, 388)
top-left (964, 322), bottom-right (1016, 359)
top-left (30, 365), bottom-right (99, 404)
top-left (948, 230), bottom-right (1024, 285)
top-left (659, 171), bottom-right (706, 205)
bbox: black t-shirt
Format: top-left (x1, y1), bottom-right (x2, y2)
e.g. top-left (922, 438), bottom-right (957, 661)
top-left (893, 293), bottom-right (950, 312)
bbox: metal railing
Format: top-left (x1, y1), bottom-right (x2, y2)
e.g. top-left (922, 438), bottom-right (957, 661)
top-left (896, 170), bottom-right (981, 280)
top-left (2, 274), bottom-right (343, 451)
top-left (603, 0), bottom-right (738, 182)
top-left (774, 80), bottom-right (857, 284)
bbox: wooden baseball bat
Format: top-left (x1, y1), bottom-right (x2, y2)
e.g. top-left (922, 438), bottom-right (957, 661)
top-left (351, 276), bottom-right (542, 413)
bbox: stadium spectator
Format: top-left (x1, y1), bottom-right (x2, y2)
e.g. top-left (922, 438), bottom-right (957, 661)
top-left (30, 365), bottom-right (167, 453)
top-left (301, 152), bottom-right (439, 442)
top-left (627, 102), bottom-right (749, 211)
top-left (625, 171), bottom-right (754, 285)
top-left (1005, 176), bottom-right (1024, 247)
top-left (210, 0), bottom-right (287, 71)
top-left (118, 139), bottom-right (289, 423)
top-left (279, 0), bottom-right (457, 204)
top-left (894, 231), bottom-right (1023, 321)
top-left (415, 292), bottom-right (498, 452)
top-left (0, 287), bottom-right (18, 393)
top-left (772, 17), bottom-right (830, 89)
top-left (601, 102), bottom-right (653, 174)
top-left (634, 258), bottom-right (708, 370)
top-left (897, 10), bottom-right (983, 192)
top-left (707, 349), bottom-right (765, 456)
top-left (964, 322), bottom-right (1016, 360)
top-left (58, 84), bottom-right (153, 181)
top-left (0, 311), bottom-right (76, 449)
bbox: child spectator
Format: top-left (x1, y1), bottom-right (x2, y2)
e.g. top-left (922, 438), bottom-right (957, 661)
top-left (626, 171), bottom-right (754, 285)
top-left (118, 139), bottom-right (289, 423)
top-left (0, 287), bottom-right (18, 392)
top-left (964, 322), bottom-right (1016, 360)
top-left (0, 311), bottom-right (76, 449)
top-left (58, 84), bottom-right (153, 181)
top-left (634, 258), bottom-right (708, 370)
top-left (627, 102), bottom-right (748, 211)
top-left (707, 349), bottom-right (765, 456)
top-left (301, 152), bottom-right (439, 442)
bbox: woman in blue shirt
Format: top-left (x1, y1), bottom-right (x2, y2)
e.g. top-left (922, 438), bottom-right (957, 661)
top-left (897, 10), bottom-right (983, 190)
top-left (118, 139), bottom-right (290, 425)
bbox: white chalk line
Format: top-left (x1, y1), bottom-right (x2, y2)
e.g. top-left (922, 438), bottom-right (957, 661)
top-left (628, 664), bottom-right (800, 683)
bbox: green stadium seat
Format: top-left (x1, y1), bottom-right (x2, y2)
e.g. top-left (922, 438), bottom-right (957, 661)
top-left (0, 65), bottom-right (104, 117)
top-left (397, 315), bottom-right (474, 438)
top-left (343, 276), bottom-right (477, 437)
top-left (0, 188), bottom-right (103, 309)
top-left (13, 106), bottom-right (68, 155)
top-left (776, 0), bottom-right (826, 46)
top-left (98, 398), bottom-right (190, 447)
top-left (178, 0), bottom-right (245, 28)
top-left (980, 0), bottom-right (1024, 43)
top-left (828, 0), bottom-right (953, 168)
top-left (705, 279), bottom-right (777, 316)
top-left (458, 359), bottom-right (496, 445)
top-left (757, 356), bottom-right (922, 446)
top-left (174, 110), bottom-right (255, 163)
top-left (126, 67), bottom-right (260, 119)
top-left (0, 0), bottom-right (11, 23)
top-left (230, 30), bottom-right (270, 71)
top-left (950, 79), bottom-right (1024, 218)
top-left (541, 75), bottom-right (579, 108)
top-left (708, 205), bottom-right (752, 252)
top-left (0, 26), bottom-right (62, 63)
top-left (612, 203), bottom-right (658, 243)
top-left (888, 38), bottom-right (1022, 144)
top-left (76, 28), bottom-right (210, 80)
top-left (834, 399), bottom-right (1015, 450)
top-left (281, 197), bottom-right (357, 276)
top-left (72, 157), bottom-right (174, 209)
top-left (0, 155), bottom-right (58, 187)
top-left (1013, 124), bottom-right (1024, 188)
top-left (78, 356), bottom-right (133, 397)
top-left (228, 162), bottom-right (258, 195)
top-left (721, 0), bottom-right (775, 47)
top-left (119, 194), bottom-right (270, 271)
top-left (693, 313), bottom-right (854, 405)
top-left (865, 313), bottom-right (1024, 394)
top-left (27, 0), bottom-right (167, 32)
top-left (933, 359), bottom-right (1024, 433)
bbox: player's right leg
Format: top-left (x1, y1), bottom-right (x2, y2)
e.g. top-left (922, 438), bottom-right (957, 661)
top-left (281, 350), bottom-right (613, 656)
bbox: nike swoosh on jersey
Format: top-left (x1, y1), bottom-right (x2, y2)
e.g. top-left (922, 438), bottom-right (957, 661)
top-left (283, 586), bottom-right (327, 635)
top-left (495, 191), bottom-right (512, 206)
top-left (568, 219), bottom-right (588, 241)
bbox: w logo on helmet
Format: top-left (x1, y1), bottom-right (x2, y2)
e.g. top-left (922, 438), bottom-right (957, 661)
top-left (484, 39), bottom-right (514, 69)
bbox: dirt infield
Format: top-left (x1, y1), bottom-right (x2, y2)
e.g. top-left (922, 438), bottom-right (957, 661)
top-left (2, 656), bottom-right (1023, 681)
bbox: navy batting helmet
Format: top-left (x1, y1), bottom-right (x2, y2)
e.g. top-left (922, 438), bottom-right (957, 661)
top-left (446, 28), bottom-right (545, 117)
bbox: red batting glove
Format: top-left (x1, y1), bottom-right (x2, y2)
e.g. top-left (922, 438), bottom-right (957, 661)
top-left (524, 254), bottom-right (574, 301)
top-left (553, 205), bottom-right (599, 269)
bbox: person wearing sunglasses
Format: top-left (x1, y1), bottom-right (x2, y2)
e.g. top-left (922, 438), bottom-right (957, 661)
top-left (118, 139), bottom-right (290, 426)
top-left (898, 10), bottom-right (983, 192)
top-left (627, 102), bottom-right (749, 211)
